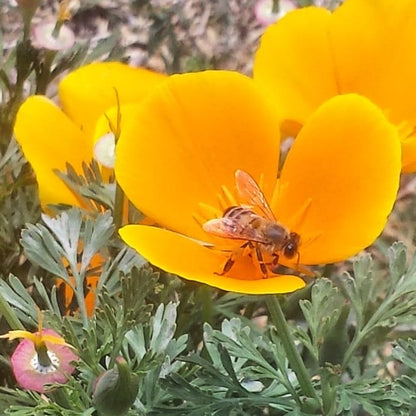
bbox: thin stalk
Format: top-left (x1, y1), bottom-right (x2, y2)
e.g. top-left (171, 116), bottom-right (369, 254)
top-left (320, 369), bottom-right (338, 416)
top-left (71, 271), bottom-right (89, 328)
top-left (266, 294), bottom-right (317, 399)
top-left (113, 183), bottom-right (125, 232)
top-left (199, 285), bottom-right (214, 326)
top-left (36, 50), bottom-right (57, 94)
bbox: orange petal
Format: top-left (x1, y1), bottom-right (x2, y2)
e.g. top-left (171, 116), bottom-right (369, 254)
top-left (331, 0), bottom-right (416, 171)
top-left (119, 225), bottom-right (305, 294)
top-left (331, 0), bottom-right (416, 127)
top-left (14, 96), bottom-right (92, 208)
top-left (253, 7), bottom-right (338, 129)
top-left (59, 62), bottom-right (167, 137)
top-left (274, 94), bottom-right (401, 265)
top-left (115, 70), bottom-right (281, 243)
top-left (254, 0), bottom-right (416, 171)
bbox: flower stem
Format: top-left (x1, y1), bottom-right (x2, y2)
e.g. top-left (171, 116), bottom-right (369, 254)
top-left (199, 285), bottom-right (214, 326)
top-left (266, 294), bottom-right (317, 400)
top-left (113, 183), bottom-right (125, 232)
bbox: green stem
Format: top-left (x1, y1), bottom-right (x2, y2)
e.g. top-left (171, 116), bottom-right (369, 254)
top-left (320, 369), bottom-right (338, 416)
top-left (113, 183), bottom-right (125, 232)
top-left (266, 295), bottom-right (317, 399)
top-left (71, 271), bottom-right (89, 328)
top-left (342, 298), bottom-right (392, 370)
top-left (36, 50), bottom-right (57, 94)
top-left (0, 292), bottom-right (24, 330)
top-left (49, 388), bottom-right (72, 408)
top-left (272, 0), bottom-right (280, 13)
top-left (199, 285), bottom-right (214, 326)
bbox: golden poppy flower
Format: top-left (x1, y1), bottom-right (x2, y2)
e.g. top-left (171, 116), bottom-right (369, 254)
top-left (115, 70), bottom-right (401, 294)
top-left (13, 62), bottom-right (166, 209)
top-left (254, 0), bottom-right (416, 172)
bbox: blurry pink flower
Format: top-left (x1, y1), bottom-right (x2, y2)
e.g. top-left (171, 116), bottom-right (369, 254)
top-left (32, 23), bottom-right (75, 51)
top-left (1, 328), bottom-right (78, 393)
top-left (254, 0), bottom-right (297, 26)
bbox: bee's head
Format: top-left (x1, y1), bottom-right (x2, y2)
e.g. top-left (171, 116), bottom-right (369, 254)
top-left (283, 232), bottom-right (300, 259)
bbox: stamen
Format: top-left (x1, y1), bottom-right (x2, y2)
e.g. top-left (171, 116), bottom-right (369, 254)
top-left (397, 120), bottom-right (415, 140)
top-left (287, 197), bottom-right (312, 230)
top-left (270, 178), bottom-right (281, 213)
top-left (196, 202), bottom-right (222, 222)
top-left (192, 212), bottom-right (208, 228)
top-left (217, 192), bottom-right (229, 212)
top-left (221, 185), bottom-right (237, 207)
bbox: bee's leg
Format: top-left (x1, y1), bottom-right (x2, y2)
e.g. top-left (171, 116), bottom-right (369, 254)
top-left (216, 242), bottom-right (255, 276)
top-left (255, 245), bottom-right (268, 278)
top-left (215, 255), bottom-right (235, 276)
top-left (271, 252), bottom-right (280, 267)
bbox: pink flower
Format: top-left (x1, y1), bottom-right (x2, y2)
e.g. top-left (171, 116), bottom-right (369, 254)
top-left (254, 0), bottom-right (297, 26)
top-left (1, 328), bottom-right (78, 393)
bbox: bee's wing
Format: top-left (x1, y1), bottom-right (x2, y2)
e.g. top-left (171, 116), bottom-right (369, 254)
top-left (235, 170), bottom-right (276, 221)
top-left (203, 217), bottom-right (268, 243)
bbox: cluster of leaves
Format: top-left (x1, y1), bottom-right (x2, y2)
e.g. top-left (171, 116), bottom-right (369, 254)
top-left (1, 201), bottom-right (416, 415)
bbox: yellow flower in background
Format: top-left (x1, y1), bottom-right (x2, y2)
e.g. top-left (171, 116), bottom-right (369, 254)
top-left (13, 62), bottom-right (166, 209)
top-left (254, 0), bottom-right (416, 172)
top-left (115, 70), bottom-right (400, 295)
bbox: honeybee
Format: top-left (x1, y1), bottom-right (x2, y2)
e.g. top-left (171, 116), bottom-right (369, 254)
top-left (203, 169), bottom-right (300, 277)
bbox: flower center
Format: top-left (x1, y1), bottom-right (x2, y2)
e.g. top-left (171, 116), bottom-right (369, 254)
top-left (31, 346), bottom-right (60, 374)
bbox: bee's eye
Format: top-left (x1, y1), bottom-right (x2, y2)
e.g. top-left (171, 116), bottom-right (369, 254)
top-left (284, 243), bottom-right (297, 258)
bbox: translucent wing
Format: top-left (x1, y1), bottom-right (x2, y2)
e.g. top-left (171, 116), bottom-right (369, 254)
top-left (235, 170), bottom-right (276, 221)
top-left (203, 217), bottom-right (268, 244)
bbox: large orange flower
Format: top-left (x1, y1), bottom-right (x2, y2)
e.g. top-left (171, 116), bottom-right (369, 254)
top-left (115, 70), bottom-right (400, 294)
top-left (13, 62), bottom-right (166, 209)
top-left (254, 0), bottom-right (416, 172)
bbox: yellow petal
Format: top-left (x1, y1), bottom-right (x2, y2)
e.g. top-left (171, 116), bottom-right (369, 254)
top-left (0, 330), bottom-right (33, 341)
top-left (254, 0), bottom-right (416, 171)
top-left (40, 333), bottom-right (67, 346)
top-left (331, 0), bottom-right (416, 171)
top-left (115, 70), bottom-right (281, 242)
top-left (331, 0), bottom-right (416, 126)
top-left (274, 94), bottom-right (401, 264)
top-left (93, 103), bottom-right (139, 144)
top-left (14, 96), bottom-right (92, 208)
top-left (59, 62), bottom-right (167, 137)
top-left (253, 7), bottom-right (338, 129)
top-left (119, 225), bottom-right (305, 294)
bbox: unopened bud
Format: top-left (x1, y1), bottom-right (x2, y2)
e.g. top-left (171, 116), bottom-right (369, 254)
top-left (93, 357), bottom-right (139, 416)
